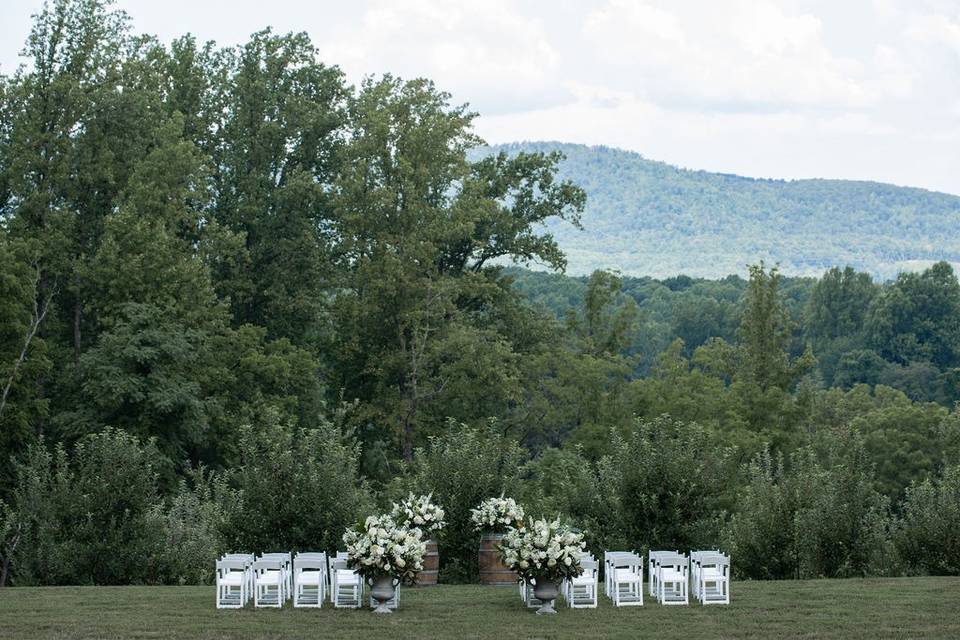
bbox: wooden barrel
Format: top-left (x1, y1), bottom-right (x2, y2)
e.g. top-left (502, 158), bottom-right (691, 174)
top-left (416, 539), bottom-right (439, 586)
top-left (478, 532), bottom-right (516, 585)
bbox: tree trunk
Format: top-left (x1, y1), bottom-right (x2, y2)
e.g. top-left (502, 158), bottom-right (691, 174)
top-left (0, 267), bottom-right (55, 423)
top-left (73, 299), bottom-right (82, 363)
top-left (0, 523), bottom-right (21, 588)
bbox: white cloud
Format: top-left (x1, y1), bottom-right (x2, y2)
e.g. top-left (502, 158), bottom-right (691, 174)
top-left (907, 12), bottom-right (960, 56)
top-left (581, 0), bottom-right (877, 109)
top-left (317, 0), bottom-right (565, 114)
top-left (0, 0), bottom-right (957, 193)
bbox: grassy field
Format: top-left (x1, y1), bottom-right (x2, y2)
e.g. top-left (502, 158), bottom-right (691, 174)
top-left (0, 577), bottom-right (958, 639)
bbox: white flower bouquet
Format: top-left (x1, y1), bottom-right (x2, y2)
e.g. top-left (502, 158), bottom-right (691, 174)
top-left (498, 517), bottom-right (586, 583)
top-left (343, 514), bottom-right (428, 583)
top-left (470, 496), bottom-right (525, 533)
top-left (391, 492), bottom-right (446, 537)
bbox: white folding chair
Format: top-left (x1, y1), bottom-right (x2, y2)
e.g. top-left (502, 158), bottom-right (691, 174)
top-left (696, 553), bottom-right (730, 605)
top-left (259, 552), bottom-right (292, 600)
top-left (566, 557), bottom-right (598, 608)
top-left (603, 551), bottom-right (634, 598)
top-left (330, 554), bottom-right (363, 608)
top-left (215, 559), bottom-right (248, 609)
top-left (648, 550), bottom-right (679, 598)
top-left (608, 553), bottom-right (643, 606)
top-left (656, 553), bottom-right (689, 605)
top-left (293, 553), bottom-right (327, 608)
top-left (253, 558), bottom-right (286, 607)
top-left (221, 553), bottom-right (255, 605)
top-left (689, 550), bottom-right (718, 602)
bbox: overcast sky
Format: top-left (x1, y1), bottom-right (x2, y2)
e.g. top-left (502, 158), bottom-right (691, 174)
top-left (2, 0), bottom-right (958, 194)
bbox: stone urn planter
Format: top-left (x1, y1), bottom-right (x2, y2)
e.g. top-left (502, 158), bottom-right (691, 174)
top-left (532, 580), bottom-right (560, 615)
top-left (416, 538), bottom-right (439, 586)
top-left (368, 574), bottom-right (400, 613)
top-left (478, 532), bottom-right (517, 585)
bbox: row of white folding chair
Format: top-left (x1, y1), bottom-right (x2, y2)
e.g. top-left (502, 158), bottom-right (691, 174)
top-left (690, 551), bottom-right (730, 605)
top-left (216, 555), bottom-right (253, 609)
top-left (565, 555), bottom-right (599, 608)
top-left (604, 551), bottom-right (643, 606)
top-left (293, 552), bottom-right (328, 608)
top-left (651, 552), bottom-right (689, 605)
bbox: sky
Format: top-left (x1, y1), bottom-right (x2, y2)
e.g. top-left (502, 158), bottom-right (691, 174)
top-left (1, 0), bottom-right (958, 194)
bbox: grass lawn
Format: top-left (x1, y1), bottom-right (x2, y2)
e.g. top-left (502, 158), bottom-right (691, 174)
top-left (1, 577), bottom-right (958, 639)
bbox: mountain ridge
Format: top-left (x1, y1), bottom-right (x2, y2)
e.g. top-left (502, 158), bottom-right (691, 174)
top-left (478, 141), bottom-right (960, 280)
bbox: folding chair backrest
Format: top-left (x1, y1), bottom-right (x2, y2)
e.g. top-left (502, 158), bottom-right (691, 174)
top-left (295, 557), bottom-right (327, 571)
top-left (217, 559), bottom-right (248, 573)
top-left (657, 553), bottom-right (687, 570)
top-left (260, 552), bottom-right (290, 562)
top-left (222, 553), bottom-right (254, 562)
top-left (699, 553), bottom-right (729, 568)
top-left (253, 559), bottom-right (285, 572)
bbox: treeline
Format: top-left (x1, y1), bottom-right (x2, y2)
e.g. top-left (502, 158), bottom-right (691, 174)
top-left (1, 0), bottom-right (959, 586)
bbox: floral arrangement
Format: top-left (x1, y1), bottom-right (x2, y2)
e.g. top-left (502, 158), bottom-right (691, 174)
top-left (498, 517), bottom-right (586, 583)
top-left (391, 492), bottom-right (446, 537)
top-left (470, 496), bottom-right (525, 533)
top-left (342, 514), bottom-right (427, 583)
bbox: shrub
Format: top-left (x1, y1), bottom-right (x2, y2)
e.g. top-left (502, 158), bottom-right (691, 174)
top-left (219, 412), bottom-right (373, 555)
top-left (151, 467), bottom-right (227, 585)
top-left (724, 430), bottom-right (895, 579)
top-left (896, 465), bottom-right (960, 575)
top-left (406, 420), bottom-right (525, 582)
top-left (601, 416), bottom-right (735, 555)
top-left (721, 448), bottom-right (801, 580)
top-left (7, 429), bottom-right (164, 585)
top-left (518, 446), bottom-right (621, 554)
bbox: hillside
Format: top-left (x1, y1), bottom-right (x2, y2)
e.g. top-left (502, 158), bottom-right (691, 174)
top-left (479, 142), bottom-right (960, 279)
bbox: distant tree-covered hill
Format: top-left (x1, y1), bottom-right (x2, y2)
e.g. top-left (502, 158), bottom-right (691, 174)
top-left (477, 142), bottom-right (960, 279)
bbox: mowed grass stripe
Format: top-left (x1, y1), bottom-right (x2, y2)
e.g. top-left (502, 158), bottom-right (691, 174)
top-left (0, 577), bottom-right (958, 639)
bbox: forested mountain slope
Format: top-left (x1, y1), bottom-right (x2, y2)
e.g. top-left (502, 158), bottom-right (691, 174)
top-left (479, 142), bottom-right (960, 279)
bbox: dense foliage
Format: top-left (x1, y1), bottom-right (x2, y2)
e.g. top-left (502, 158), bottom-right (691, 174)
top-left (1, 0), bottom-right (958, 587)
top-left (475, 142), bottom-right (960, 279)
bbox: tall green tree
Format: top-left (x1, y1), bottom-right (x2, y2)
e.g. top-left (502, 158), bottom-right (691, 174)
top-left (867, 261), bottom-right (960, 369)
top-left (330, 76), bottom-right (584, 464)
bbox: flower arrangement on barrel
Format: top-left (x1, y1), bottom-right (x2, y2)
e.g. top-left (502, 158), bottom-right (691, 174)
top-left (391, 493), bottom-right (445, 585)
top-left (498, 517), bottom-right (586, 614)
top-left (343, 514), bottom-right (427, 613)
top-left (471, 496), bottom-right (526, 585)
